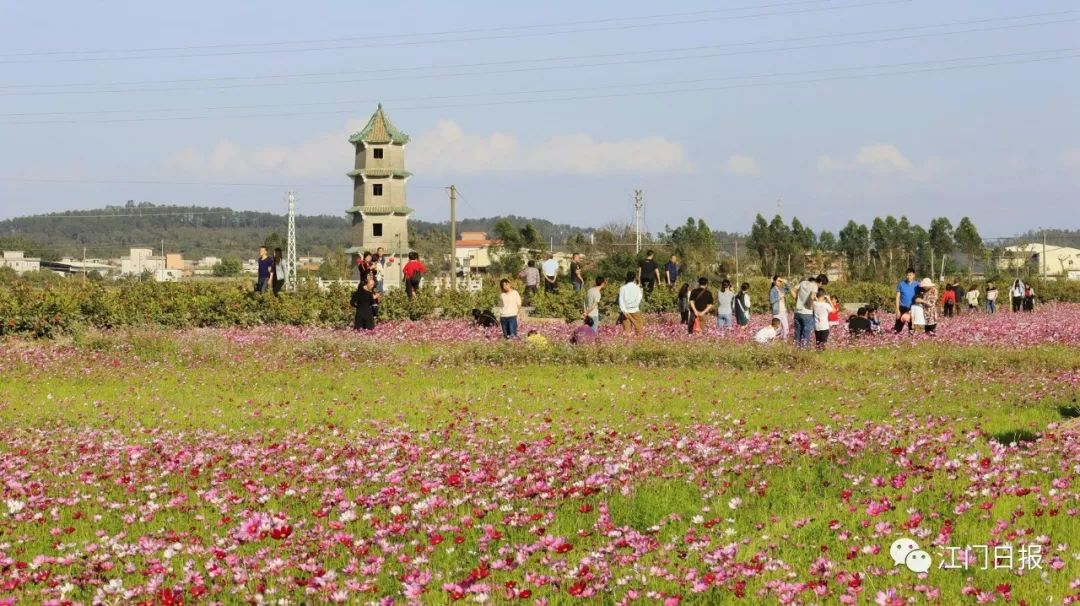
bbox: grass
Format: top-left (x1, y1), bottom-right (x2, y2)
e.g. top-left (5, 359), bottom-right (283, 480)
top-left (0, 336), bottom-right (1077, 603)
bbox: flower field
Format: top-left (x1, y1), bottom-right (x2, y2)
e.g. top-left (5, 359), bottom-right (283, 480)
top-left (1, 307), bottom-right (1078, 604)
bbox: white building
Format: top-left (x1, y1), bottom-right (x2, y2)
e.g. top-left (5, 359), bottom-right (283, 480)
top-left (119, 248), bottom-right (166, 276)
top-left (0, 251), bottom-right (41, 274)
top-left (454, 232), bottom-right (500, 273)
top-left (999, 244), bottom-right (1080, 278)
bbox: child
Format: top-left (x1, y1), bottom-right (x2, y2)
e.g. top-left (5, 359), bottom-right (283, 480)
top-left (909, 296), bottom-right (927, 332)
top-left (754, 318), bottom-right (783, 344)
top-left (867, 304), bottom-right (882, 333)
top-left (526, 330), bottom-right (550, 348)
top-left (812, 290), bottom-right (833, 350)
top-left (827, 294), bottom-right (840, 328)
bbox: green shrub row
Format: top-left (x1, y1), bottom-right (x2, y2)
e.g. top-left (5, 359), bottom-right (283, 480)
top-left (1, 276), bottom-right (1078, 337)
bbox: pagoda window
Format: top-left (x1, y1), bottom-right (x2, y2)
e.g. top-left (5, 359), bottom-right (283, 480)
top-left (373, 148), bottom-right (384, 159)
top-left (373, 223), bottom-right (384, 237)
top-left (373, 184), bottom-right (383, 196)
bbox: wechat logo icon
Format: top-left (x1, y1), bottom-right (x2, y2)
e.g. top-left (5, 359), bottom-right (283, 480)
top-left (891, 538), bottom-right (932, 574)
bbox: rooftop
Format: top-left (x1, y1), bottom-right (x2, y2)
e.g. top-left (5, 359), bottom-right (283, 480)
top-left (348, 104), bottom-right (410, 145)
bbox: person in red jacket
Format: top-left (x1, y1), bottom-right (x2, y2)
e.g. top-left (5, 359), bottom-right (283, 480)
top-left (941, 283), bottom-right (957, 317)
top-left (402, 252), bottom-right (426, 299)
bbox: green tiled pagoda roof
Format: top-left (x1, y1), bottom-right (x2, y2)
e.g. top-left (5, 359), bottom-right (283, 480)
top-left (347, 168), bottom-right (413, 179)
top-left (346, 205), bottom-right (414, 215)
top-left (348, 104), bottom-right (410, 144)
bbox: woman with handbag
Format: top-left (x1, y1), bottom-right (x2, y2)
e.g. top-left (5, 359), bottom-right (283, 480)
top-left (688, 277), bottom-right (714, 335)
top-left (734, 282), bottom-right (751, 327)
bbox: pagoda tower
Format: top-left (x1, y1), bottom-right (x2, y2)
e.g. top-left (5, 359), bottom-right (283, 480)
top-left (345, 104), bottom-right (412, 256)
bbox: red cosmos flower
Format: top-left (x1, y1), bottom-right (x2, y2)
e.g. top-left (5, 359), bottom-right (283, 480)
top-left (568, 581), bottom-right (587, 596)
top-left (270, 525), bottom-right (292, 540)
top-left (733, 580), bottom-right (747, 598)
top-left (518, 589), bottom-right (532, 599)
top-left (555, 542), bottom-right (573, 553)
top-left (578, 503), bottom-right (593, 513)
top-left (995, 584), bottom-right (1012, 598)
top-left (429, 533), bottom-right (444, 545)
top-left (158, 587), bottom-right (184, 606)
top-left (515, 443), bottom-right (527, 453)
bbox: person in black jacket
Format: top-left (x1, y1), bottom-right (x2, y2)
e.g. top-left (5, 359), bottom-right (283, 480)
top-left (350, 275), bottom-right (379, 330)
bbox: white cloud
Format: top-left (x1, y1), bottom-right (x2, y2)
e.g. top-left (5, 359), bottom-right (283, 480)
top-left (1060, 148), bottom-right (1080, 172)
top-left (409, 120), bottom-right (692, 176)
top-left (722, 154), bottom-right (760, 176)
top-left (163, 119), bottom-right (692, 179)
top-left (817, 143), bottom-right (943, 181)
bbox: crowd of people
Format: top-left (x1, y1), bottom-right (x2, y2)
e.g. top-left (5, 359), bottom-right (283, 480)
top-left (330, 246), bottom-right (1042, 341)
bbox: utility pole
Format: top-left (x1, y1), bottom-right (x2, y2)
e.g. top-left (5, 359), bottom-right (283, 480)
top-left (1042, 229), bottom-right (1047, 279)
top-left (286, 190), bottom-right (298, 292)
top-left (734, 237), bottom-right (740, 282)
top-left (633, 189), bottom-right (644, 253)
top-left (449, 185), bottom-right (457, 290)
top-left (160, 239), bottom-right (165, 258)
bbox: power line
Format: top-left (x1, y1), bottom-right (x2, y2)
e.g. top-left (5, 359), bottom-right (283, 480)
top-left (5, 9), bottom-right (1068, 94)
top-left (0, 0), bottom-right (835, 58)
top-left (0, 176), bottom-right (340, 188)
top-left (4, 49), bottom-right (1076, 126)
top-left (5, 11), bottom-right (1074, 98)
top-left (450, 188), bottom-right (483, 217)
top-left (0, 0), bottom-right (905, 64)
top-left (2, 45), bottom-right (1072, 121)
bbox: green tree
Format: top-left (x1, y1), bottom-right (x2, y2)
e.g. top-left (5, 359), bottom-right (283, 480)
top-left (928, 217), bottom-right (955, 258)
top-left (746, 214), bottom-right (770, 275)
top-left (767, 214), bottom-right (793, 276)
top-left (953, 217), bottom-right (983, 273)
top-left (263, 232), bottom-right (287, 253)
top-left (817, 230), bottom-right (837, 253)
top-left (317, 249), bottom-right (349, 280)
top-left (665, 217), bottom-right (716, 278)
top-left (838, 221), bottom-right (870, 280)
top-left (212, 258), bottom-right (243, 277)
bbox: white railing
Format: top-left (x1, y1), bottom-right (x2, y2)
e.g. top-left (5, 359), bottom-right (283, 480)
top-left (310, 276), bottom-right (483, 293)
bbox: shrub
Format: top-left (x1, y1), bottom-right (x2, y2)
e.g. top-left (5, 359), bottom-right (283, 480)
top-left (2, 276), bottom-right (1079, 338)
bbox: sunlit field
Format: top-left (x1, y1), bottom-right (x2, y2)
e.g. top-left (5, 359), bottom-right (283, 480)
top-left (1, 308), bottom-right (1078, 604)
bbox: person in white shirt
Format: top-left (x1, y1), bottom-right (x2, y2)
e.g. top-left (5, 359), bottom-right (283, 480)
top-left (965, 286), bottom-right (979, 311)
top-left (541, 254), bottom-right (560, 293)
top-left (812, 289), bottom-right (834, 349)
top-left (618, 271), bottom-right (644, 335)
top-left (1009, 279), bottom-right (1025, 312)
top-left (498, 278), bottom-right (523, 339)
top-left (754, 318), bottom-right (783, 344)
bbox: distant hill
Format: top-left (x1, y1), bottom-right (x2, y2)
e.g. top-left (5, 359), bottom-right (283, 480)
top-left (0, 202), bottom-right (592, 261)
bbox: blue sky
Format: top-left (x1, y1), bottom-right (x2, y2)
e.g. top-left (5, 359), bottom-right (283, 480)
top-left (1, 0), bottom-right (1078, 237)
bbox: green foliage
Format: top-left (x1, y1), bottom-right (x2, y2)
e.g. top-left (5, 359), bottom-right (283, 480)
top-left (3, 276), bottom-right (1079, 338)
top-left (317, 250), bottom-right (350, 279)
top-left (212, 258), bottom-right (243, 277)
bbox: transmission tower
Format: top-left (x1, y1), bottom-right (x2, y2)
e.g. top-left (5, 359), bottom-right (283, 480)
top-left (285, 190), bottom-right (298, 292)
top-left (633, 189), bottom-right (644, 253)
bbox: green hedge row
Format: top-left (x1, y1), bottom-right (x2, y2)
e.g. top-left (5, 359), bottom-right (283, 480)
top-left (1, 276), bottom-right (1078, 337)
